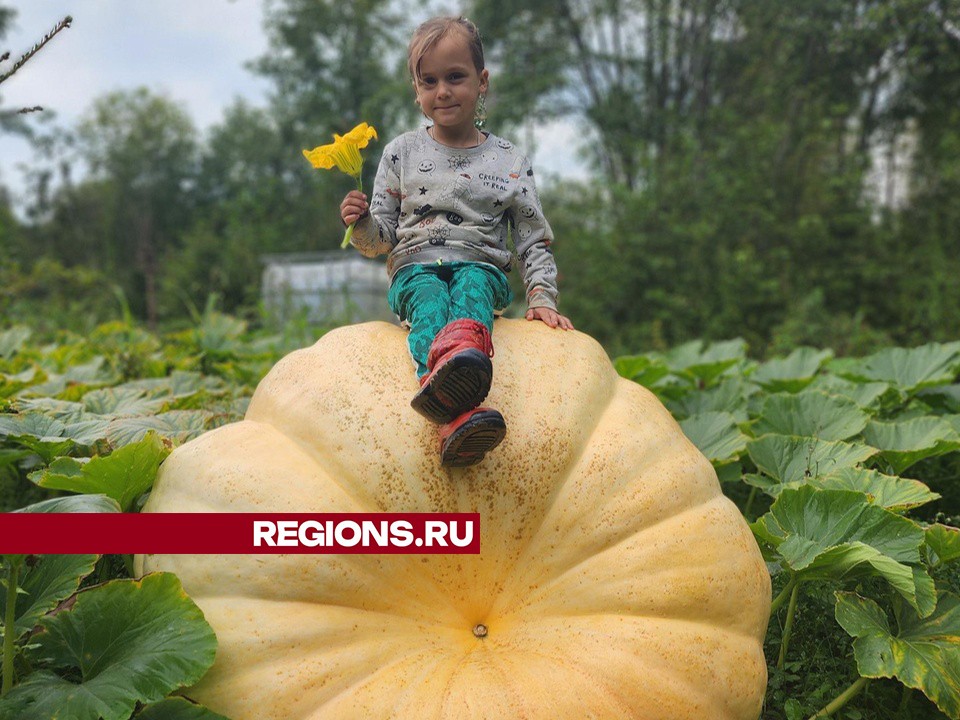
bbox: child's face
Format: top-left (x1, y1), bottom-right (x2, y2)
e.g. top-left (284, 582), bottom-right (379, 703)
top-left (414, 33), bottom-right (489, 136)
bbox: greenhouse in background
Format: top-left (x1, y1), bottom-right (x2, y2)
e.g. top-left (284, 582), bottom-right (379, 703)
top-left (261, 252), bottom-right (393, 325)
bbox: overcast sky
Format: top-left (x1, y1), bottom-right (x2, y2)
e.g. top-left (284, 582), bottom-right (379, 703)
top-left (0, 1), bottom-right (587, 209)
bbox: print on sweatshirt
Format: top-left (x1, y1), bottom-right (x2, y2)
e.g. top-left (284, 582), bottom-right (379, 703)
top-left (350, 127), bottom-right (559, 311)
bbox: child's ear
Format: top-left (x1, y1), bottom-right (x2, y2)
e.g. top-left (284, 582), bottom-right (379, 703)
top-left (479, 68), bottom-right (489, 93)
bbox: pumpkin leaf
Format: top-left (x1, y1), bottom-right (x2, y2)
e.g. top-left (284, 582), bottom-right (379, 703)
top-left (29, 432), bottom-right (169, 511)
top-left (752, 486), bottom-right (935, 616)
top-left (817, 467), bottom-right (940, 511)
top-left (12, 494), bottom-right (122, 514)
top-left (742, 467), bottom-right (939, 511)
top-left (644, 374), bottom-right (695, 403)
top-left (742, 472), bottom-right (780, 495)
top-left (613, 355), bottom-right (670, 388)
top-left (0, 553), bottom-right (99, 639)
top-left (679, 411), bottom-right (748, 465)
top-left (122, 370), bottom-right (228, 400)
top-left (750, 347), bottom-right (834, 393)
top-left (667, 376), bottom-right (757, 422)
top-left (105, 411), bottom-right (211, 447)
top-left (135, 697), bottom-right (230, 720)
top-left (0, 573), bottom-right (218, 720)
top-left (81, 387), bottom-right (167, 416)
top-left (918, 385), bottom-right (960, 414)
top-left (63, 357), bottom-right (116, 386)
top-left (746, 434), bottom-right (877, 484)
top-left (808, 374), bottom-right (891, 412)
top-left (834, 591), bottom-right (960, 719)
top-left (19, 377), bottom-right (66, 398)
top-left (715, 461), bottom-right (742, 484)
top-left (0, 413), bottom-right (78, 462)
top-left (656, 338), bottom-right (748, 385)
top-left (862, 417), bottom-right (960, 474)
top-left (62, 417), bottom-right (114, 447)
top-left (836, 342), bottom-right (960, 395)
top-left (26, 358), bottom-right (116, 397)
top-left (0, 326), bottom-right (31, 359)
top-left (754, 391), bottom-right (869, 441)
top-left (926, 525), bottom-right (960, 567)
top-left (0, 367), bottom-right (38, 399)
top-left (16, 397), bottom-right (87, 423)
top-left (946, 414), bottom-right (960, 437)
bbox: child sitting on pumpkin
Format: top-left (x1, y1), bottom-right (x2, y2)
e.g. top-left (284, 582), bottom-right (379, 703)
top-left (340, 16), bottom-right (573, 467)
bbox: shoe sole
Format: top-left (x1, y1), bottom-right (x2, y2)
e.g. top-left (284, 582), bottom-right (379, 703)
top-left (441, 411), bottom-right (506, 467)
top-left (411, 350), bottom-right (492, 424)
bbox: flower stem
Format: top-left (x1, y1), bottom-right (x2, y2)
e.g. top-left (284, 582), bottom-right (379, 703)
top-left (341, 176), bottom-right (363, 249)
top-left (770, 575), bottom-right (798, 615)
top-left (777, 580), bottom-right (801, 669)
top-left (808, 677), bottom-right (869, 718)
top-left (341, 222), bottom-right (355, 249)
top-left (2, 558), bottom-right (22, 697)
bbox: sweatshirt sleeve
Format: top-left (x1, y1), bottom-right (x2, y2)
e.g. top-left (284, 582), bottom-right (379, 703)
top-left (349, 144), bottom-right (400, 257)
top-left (509, 155), bottom-right (559, 311)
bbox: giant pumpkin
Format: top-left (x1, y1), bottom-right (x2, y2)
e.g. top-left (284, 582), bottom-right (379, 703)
top-left (136, 319), bottom-right (770, 719)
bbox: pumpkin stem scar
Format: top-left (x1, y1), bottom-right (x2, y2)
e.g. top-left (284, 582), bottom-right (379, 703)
top-left (473, 623), bottom-right (488, 639)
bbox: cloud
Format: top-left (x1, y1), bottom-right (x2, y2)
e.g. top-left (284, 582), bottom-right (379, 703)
top-left (532, 119), bottom-right (592, 183)
top-left (1, 1), bottom-right (269, 127)
top-left (0, 1), bottom-right (587, 201)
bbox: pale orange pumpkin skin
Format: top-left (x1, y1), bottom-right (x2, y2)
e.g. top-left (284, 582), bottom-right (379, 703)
top-left (136, 319), bottom-right (770, 720)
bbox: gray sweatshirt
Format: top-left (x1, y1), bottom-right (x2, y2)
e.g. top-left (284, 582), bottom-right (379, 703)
top-left (350, 127), bottom-right (559, 311)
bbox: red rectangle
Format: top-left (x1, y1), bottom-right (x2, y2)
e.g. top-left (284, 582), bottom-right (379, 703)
top-left (0, 513), bottom-right (481, 554)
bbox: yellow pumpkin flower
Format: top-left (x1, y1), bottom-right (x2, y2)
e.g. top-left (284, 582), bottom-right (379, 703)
top-left (338, 121), bottom-right (378, 150)
top-left (302, 122), bottom-right (379, 248)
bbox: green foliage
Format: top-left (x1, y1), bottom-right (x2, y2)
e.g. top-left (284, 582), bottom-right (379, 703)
top-left (616, 336), bottom-right (960, 717)
top-left (0, 573), bottom-right (218, 720)
top-left (2, 300), bottom-right (959, 717)
top-left (754, 486), bottom-right (936, 617)
top-left (0, 258), bottom-right (119, 336)
top-left (678, 411), bottom-right (748, 467)
top-left (522, 0), bottom-right (960, 353)
top-left (0, 553), bottom-right (97, 639)
top-left (836, 591), bottom-right (960, 719)
top-left (13, 494), bottom-right (120, 513)
top-left (1, 0), bottom-right (959, 713)
top-left (753, 392), bottom-right (869, 440)
top-left (0, 313), bottom-right (289, 511)
top-left (254, 0), bottom-right (412, 144)
top-left (3, 0), bottom-right (959, 349)
top-left (29, 432), bottom-right (170, 512)
top-left (135, 697), bottom-right (229, 720)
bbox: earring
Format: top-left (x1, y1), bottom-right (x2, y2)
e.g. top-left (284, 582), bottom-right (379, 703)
top-left (474, 94), bottom-right (487, 129)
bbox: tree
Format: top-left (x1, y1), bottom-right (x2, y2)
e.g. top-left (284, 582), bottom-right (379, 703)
top-left (471, 0), bottom-right (743, 190)
top-left (254, 0), bottom-right (415, 149)
top-left (507, 0), bottom-right (960, 351)
top-left (72, 89), bottom-right (198, 326)
top-left (164, 99), bottom-right (320, 313)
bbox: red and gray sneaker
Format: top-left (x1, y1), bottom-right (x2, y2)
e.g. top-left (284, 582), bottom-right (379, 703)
top-left (439, 407), bottom-right (506, 467)
top-left (411, 318), bottom-right (494, 424)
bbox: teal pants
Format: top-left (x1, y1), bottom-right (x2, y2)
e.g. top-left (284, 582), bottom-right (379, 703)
top-left (388, 262), bottom-right (513, 378)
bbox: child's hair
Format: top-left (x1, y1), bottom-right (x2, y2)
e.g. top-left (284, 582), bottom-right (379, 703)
top-left (407, 16), bottom-right (485, 83)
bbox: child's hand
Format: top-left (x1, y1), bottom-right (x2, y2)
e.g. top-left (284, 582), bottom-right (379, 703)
top-left (526, 307), bottom-right (575, 330)
top-left (340, 190), bottom-right (368, 226)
